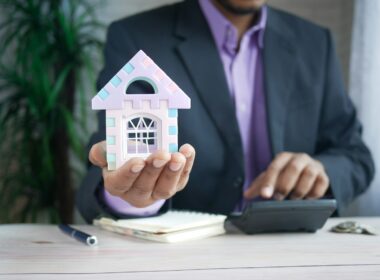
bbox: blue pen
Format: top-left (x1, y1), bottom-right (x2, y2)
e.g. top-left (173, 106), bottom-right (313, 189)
top-left (58, 224), bottom-right (98, 246)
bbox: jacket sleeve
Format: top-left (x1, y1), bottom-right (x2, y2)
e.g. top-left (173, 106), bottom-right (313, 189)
top-left (314, 30), bottom-right (375, 213)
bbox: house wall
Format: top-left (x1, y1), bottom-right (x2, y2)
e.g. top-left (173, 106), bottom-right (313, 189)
top-left (105, 109), bottom-right (122, 170)
top-left (105, 100), bottom-right (178, 170)
top-left (122, 99), bottom-right (179, 158)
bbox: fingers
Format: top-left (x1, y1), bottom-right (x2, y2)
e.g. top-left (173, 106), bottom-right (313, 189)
top-left (290, 161), bottom-right (320, 199)
top-left (177, 144), bottom-right (196, 191)
top-left (102, 157), bottom-right (145, 196)
top-left (244, 152), bottom-right (293, 199)
top-left (305, 172), bottom-right (330, 199)
top-left (92, 141), bottom-right (196, 208)
top-left (243, 172), bottom-right (266, 199)
top-left (274, 153), bottom-right (312, 200)
top-left (123, 151), bottom-right (171, 207)
top-left (89, 141), bottom-right (107, 168)
top-left (152, 152), bottom-right (186, 200)
top-left (244, 152), bottom-right (330, 201)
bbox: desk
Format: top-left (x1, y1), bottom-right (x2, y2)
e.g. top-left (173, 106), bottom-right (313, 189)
top-left (1, 218), bottom-right (379, 279)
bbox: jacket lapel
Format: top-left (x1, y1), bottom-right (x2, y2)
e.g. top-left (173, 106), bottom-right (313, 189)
top-left (263, 8), bottom-right (297, 155)
top-left (174, 0), bottom-right (244, 166)
top-left (174, 3), bottom-right (298, 160)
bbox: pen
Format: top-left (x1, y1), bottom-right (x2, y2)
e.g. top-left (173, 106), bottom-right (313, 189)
top-left (58, 224), bottom-right (98, 246)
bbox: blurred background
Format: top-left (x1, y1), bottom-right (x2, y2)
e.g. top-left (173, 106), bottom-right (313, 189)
top-left (0, 0), bottom-right (379, 224)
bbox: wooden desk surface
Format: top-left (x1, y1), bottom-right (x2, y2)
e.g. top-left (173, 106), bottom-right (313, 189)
top-left (1, 217), bottom-right (380, 279)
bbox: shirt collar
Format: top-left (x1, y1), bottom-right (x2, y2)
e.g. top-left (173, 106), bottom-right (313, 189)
top-left (199, 0), bottom-right (267, 53)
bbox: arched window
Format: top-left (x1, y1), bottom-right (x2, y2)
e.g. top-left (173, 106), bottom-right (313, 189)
top-left (125, 116), bottom-right (159, 156)
top-left (125, 77), bottom-right (157, 94)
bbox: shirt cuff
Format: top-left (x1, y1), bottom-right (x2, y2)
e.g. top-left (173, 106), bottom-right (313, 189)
top-left (103, 188), bottom-right (165, 217)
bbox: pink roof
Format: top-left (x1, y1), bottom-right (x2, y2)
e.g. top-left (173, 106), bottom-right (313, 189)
top-left (92, 50), bottom-right (191, 110)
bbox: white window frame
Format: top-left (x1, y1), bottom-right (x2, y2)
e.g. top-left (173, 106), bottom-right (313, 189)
top-left (123, 114), bottom-right (161, 159)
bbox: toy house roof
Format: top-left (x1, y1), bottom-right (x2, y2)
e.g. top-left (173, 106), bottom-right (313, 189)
top-left (92, 50), bottom-right (191, 110)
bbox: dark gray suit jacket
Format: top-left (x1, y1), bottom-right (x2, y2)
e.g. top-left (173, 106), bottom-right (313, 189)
top-left (77, 0), bottom-right (374, 223)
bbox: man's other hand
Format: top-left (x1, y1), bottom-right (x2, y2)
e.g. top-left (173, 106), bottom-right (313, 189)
top-left (244, 152), bottom-right (329, 200)
top-left (89, 141), bottom-right (195, 208)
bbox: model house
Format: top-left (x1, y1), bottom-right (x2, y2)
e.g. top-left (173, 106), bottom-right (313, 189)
top-left (92, 50), bottom-right (191, 170)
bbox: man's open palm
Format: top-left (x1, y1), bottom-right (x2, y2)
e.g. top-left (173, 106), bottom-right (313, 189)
top-left (89, 141), bottom-right (195, 208)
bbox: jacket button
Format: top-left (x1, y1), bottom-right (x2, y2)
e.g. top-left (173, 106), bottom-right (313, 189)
top-left (233, 176), bottom-right (243, 188)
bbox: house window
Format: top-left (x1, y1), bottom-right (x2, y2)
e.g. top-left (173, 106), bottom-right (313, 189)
top-left (125, 116), bottom-right (159, 155)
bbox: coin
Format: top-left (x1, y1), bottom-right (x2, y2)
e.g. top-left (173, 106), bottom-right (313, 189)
top-left (359, 224), bottom-right (378, 236)
top-left (331, 221), bottom-right (378, 236)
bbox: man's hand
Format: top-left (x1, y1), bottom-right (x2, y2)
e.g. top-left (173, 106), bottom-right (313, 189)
top-left (89, 141), bottom-right (195, 208)
top-left (244, 152), bottom-right (329, 200)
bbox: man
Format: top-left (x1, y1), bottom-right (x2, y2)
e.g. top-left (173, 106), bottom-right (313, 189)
top-left (77, 0), bottom-right (374, 223)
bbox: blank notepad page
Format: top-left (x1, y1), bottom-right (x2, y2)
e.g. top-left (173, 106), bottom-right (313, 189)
top-left (116, 211), bottom-right (226, 233)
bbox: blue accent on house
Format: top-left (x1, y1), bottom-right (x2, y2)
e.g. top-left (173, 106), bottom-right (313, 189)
top-left (106, 117), bottom-right (115, 127)
top-left (123, 63), bottom-right (135, 74)
top-left (107, 136), bottom-right (116, 145)
top-left (110, 75), bottom-right (122, 87)
top-left (168, 109), bottom-right (178, 118)
top-left (108, 162), bottom-right (116, 170)
top-left (168, 126), bottom-right (177, 135)
top-left (169, 143), bottom-right (178, 153)
top-left (107, 153), bottom-right (116, 162)
top-left (98, 89), bottom-right (109, 100)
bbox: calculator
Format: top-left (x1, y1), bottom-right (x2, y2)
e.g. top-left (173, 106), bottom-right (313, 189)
top-left (227, 199), bottom-right (337, 234)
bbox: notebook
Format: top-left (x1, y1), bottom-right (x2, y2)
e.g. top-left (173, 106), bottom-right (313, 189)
top-left (94, 211), bottom-right (227, 243)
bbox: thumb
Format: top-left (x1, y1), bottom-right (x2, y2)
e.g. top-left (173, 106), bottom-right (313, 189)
top-left (89, 141), bottom-right (107, 168)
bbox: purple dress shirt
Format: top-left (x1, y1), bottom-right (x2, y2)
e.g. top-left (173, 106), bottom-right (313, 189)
top-left (199, 0), bottom-right (272, 210)
top-left (103, 0), bottom-right (272, 215)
